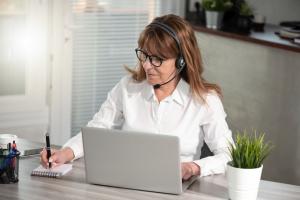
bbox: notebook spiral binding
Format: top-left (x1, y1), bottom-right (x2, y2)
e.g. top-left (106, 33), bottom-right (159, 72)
top-left (31, 171), bottom-right (62, 178)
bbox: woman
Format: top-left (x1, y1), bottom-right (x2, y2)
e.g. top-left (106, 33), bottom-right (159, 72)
top-left (41, 14), bottom-right (233, 181)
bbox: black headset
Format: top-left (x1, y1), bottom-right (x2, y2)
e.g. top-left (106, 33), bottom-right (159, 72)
top-left (147, 21), bottom-right (186, 71)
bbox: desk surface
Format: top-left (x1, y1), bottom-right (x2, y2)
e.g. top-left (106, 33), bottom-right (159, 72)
top-left (1, 141), bottom-right (299, 200)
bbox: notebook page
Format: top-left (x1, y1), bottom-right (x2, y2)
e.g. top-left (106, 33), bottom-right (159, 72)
top-left (31, 164), bottom-right (72, 177)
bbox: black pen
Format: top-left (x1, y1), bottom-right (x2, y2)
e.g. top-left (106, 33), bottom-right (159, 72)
top-left (45, 133), bottom-right (52, 168)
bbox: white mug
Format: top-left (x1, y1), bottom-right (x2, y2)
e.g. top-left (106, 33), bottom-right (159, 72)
top-left (254, 14), bottom-right (266, 24)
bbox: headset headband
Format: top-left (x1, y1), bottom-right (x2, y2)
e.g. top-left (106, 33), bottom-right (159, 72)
top-left (147, 21), bottom-right (183, 57)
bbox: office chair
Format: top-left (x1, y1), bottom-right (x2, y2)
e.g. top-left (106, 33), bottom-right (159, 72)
top-left (200, 142), bottom-right (213, 159)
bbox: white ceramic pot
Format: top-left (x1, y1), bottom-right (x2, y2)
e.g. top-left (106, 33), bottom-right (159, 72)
top-left (226, 162), bottom-right (263, 200)
top-left (205, 11), bottom-right (224, 29)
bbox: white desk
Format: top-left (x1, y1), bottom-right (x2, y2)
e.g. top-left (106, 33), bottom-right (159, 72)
top-left (0, 140), bottom-right (299, 200)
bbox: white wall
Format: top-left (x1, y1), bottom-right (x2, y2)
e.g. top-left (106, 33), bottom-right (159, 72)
top-left (49, 0), bottom-right (72, 145)
top-left (247, 0), bottom-right (300, 25)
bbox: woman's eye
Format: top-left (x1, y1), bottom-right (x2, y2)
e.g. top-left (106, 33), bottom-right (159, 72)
top-left (151, 56), bottom-right (161, 63)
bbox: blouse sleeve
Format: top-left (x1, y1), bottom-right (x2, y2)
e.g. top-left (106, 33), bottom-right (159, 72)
top-left (193, 94), bottom-right (234, 177)
top-left (63, 77), bottom-right (127, 160)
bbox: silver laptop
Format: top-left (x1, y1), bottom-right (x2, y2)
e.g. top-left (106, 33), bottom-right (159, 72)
top-left (82, 127), bottom-right (198, 194)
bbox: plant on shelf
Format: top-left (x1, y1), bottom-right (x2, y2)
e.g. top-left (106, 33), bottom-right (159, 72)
top-left (235, 0), bottom-right (254, 34)
top-left (227, 130), bottom-right (273, 200)
top-left (201, 0), bottom-right (233, 29)
top-left (239, 0), bottom-right (253, 16)
top-left (202, 0), bottom-right (233, 12)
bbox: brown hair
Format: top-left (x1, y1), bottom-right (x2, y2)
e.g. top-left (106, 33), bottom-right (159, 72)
top-left (126, 14), bottom-right (221, 103)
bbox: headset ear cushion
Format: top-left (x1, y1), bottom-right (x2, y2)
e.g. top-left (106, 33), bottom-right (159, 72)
top-left (176, 57), bottom-right (186, 70)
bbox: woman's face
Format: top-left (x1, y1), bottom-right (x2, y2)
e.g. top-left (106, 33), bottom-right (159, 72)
top-left (141, 51), bottom-right (176, 86)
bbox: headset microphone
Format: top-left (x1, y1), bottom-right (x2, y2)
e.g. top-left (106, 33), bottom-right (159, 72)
top-left (153, 65), bottom-right (184, 90)
top-left (153, 76), bottom-right (176, 89)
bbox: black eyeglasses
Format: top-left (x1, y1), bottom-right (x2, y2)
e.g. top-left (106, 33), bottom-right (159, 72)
top-left (135, 48), bottom-right (164, 67)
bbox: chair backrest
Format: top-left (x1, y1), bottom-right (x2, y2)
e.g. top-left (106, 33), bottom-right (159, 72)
top-left (200, 142), bottom-right (213, 159)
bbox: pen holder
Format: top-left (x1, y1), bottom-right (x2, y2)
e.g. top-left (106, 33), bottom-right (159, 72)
top-left (0, 148), bottom-right (20, 184)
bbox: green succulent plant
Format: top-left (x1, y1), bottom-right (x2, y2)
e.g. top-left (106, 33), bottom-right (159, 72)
top-left (202, 0), bottom-right (233, 12)
top-left (229, 130), bottom-right (273, 168)
top-left (239, 1), bottom-right (253, 16)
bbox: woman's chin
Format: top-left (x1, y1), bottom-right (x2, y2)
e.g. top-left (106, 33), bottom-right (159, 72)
top-left (146, 77), bottom-right (159, 86)
top-left (147, 80), bottom-right (157, 86)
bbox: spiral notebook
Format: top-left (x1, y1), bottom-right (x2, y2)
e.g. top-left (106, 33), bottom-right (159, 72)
top-left (31, 164), bottom-right (72, 178)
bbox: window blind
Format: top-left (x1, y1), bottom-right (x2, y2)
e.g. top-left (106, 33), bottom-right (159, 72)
top-left (69, 0), bottom-right (181, 135)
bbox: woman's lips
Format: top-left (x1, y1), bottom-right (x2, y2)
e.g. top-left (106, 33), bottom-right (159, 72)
top-left (147, 73), bottom-right (157, 77)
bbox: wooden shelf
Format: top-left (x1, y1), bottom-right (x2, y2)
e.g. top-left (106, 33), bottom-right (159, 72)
top-left (192, 24), bottom-right (300, 53)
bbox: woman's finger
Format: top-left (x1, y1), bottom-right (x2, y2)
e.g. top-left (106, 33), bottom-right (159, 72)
top-left (40, 148), bottom-right (49, 164)
top-left (40, 148), bottom-right (59, 168)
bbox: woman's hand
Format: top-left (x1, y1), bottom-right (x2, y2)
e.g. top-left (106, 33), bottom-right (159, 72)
top-left (181, 162), bottom-right (201, 181)
top-left (40, 147), bottom-right (75, 168)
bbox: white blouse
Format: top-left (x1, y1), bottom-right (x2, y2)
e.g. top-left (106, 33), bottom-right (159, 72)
top-left (64, 75), bottom-right (233, 177)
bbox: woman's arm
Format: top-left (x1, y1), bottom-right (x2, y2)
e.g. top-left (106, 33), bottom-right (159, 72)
top-left (193, 94), bottom-right (234, 177)
top-left (58, 77), bottom-right (128, 163)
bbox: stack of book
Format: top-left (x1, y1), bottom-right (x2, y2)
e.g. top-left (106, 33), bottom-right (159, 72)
top-left (278, 26), bottom-right (300, 45)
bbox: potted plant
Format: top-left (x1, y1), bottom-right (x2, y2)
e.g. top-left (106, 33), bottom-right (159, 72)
top-left (236, 0), bottom-right (253, 34)
top-left (202, 0), bottom-right (233, 29)
top-left (227, 130), bottom-right (273, 200)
